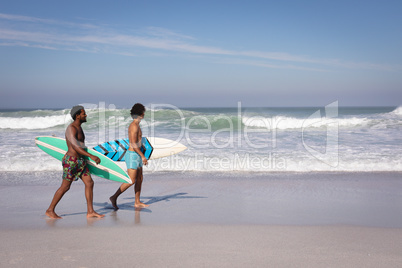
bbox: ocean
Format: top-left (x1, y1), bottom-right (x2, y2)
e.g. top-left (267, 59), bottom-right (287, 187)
top-left (1, 103), bottom-right (401, 186)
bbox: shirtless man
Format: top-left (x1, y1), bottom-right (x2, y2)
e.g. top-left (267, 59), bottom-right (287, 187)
top-left (45, 105), bottom-right (105, 219)
top-left (109, 103), bottom-right (149, 209)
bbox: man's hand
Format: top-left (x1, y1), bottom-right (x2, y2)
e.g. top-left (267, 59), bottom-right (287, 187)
top-left (142, 157), bottom-right (148, 166)
top-left (90, 155), bottom-right (101, 165)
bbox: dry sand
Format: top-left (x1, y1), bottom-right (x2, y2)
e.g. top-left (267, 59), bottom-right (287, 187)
top-left (1, 225), bottom-right (402, 267)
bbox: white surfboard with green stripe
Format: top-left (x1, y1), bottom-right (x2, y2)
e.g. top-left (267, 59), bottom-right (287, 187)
top-left (35, 136), bottom-right (131, 184)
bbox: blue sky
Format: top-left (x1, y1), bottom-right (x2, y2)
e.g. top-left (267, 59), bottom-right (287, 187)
top-left (0, 0), bottom-right (401, 108)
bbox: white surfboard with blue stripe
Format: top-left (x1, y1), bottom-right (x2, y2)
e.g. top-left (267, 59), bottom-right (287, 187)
top-left (93, 137), bottom-right (186, 161)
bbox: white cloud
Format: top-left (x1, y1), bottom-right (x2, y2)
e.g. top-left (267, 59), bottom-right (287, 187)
top-left (0, 13), bottom-right (97, 29)
top-left (145, 26), bottom-right (196, 40)
top-left (0, 13), bottom-right (399, 72)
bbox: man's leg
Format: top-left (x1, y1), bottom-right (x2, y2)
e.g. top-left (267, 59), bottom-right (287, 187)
top-left (133, 167), bottom-right (149, 208)
top-left (46, 179), bottom-right (72, 219)
top-left (81, 173), bottom-right (105, 218)
top-left (109, 169), bottom-right (136, 210)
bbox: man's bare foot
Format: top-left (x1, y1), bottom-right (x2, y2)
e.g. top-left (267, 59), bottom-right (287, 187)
top-left (46, 210), bottom-right (62, 219)
top-left (134, 202), bottom-right (149, 208)
top-left (110, 196), bottom-right (119, 210)
top-left (87, 212), bottom-right (105, 218)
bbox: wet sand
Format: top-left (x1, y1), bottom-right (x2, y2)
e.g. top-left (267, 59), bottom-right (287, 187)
top-left (1, 171), bottom-right (402, 267)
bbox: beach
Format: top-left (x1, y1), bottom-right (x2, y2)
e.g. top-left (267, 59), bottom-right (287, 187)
top-left (1, 106), bottom-right (402, 267)
top-left (1, 0), bottom-right (402, 264)
top-left (1, 171), bottom-right (402, 267)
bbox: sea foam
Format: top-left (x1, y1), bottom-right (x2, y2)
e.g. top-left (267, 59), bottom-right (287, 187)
top-left (0, 115), bottom-right (70, 129)
top-left (392, 106), bottom-right (402, 116)
top-left (242, 116), bottom-right (369, 130)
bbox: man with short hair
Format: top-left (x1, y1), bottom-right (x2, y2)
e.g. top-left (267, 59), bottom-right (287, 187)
top-left (45, 105), bottom-right (105, 219)
top-left (109, 103), bottom-right (149, 209)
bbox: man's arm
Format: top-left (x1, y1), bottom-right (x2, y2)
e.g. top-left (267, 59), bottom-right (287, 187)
top-left (129, 123), bottom-right (147, 165)
top-left (66, 125), bottom-right (101, 164)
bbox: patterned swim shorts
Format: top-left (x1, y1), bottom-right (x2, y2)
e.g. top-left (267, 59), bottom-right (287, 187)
top-left (62, 154), bottom-right (90, 182)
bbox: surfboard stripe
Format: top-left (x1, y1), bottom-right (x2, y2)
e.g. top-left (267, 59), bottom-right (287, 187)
top-left (107, 141), bottom-right (116, 150)
top-left (97, 144), bottom-right (108, 154)
top-left (110, 152), bottom-right (118, 161)
top-left (143, 137), bottom-right (154, 159)
top-left (85, 159), bottom-right (129, 182)
top-left (115, 139), bottom-right (126, 150)
top-left (35, 139), bottom-right (66, 155)
top-left (102, 142), bottom-right (117, 160)
top-left (117, 150), bottom-right (126, 161)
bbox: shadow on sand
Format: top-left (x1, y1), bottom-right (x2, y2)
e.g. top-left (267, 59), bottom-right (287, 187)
top-left (93, 192), bottom-right (206, 214)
